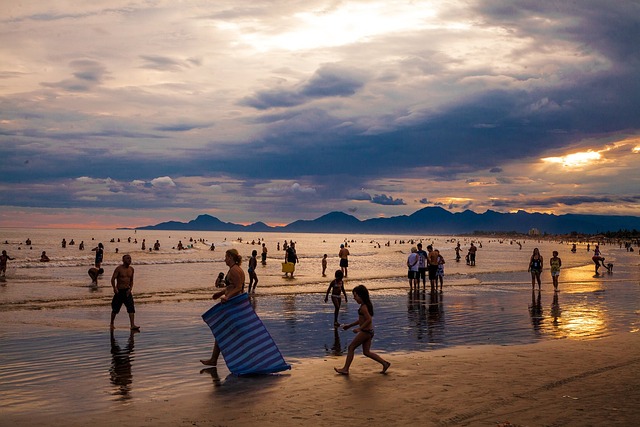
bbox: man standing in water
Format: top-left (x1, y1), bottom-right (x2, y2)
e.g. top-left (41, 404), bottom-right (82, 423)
top-left (110, 254), bottom-right (140, 331)
top-left (339, 243), bottom-right (350, 278)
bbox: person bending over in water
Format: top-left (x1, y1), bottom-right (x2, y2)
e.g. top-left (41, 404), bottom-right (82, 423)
top-left (325, 270), bottom-right (348, 327)
top-left (88, 266), bottom-right (104, 286)
top-left (334, 285), bottom-right (390, 375)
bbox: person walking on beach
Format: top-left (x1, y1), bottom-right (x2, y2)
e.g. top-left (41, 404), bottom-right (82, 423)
top-left (407, 247), bottom-right (419, 290)
top-left (549, 251), bottom-right (562, 291)
top-left (339, 244), bottom-right (350, 278)
top-left (416, 243), bottom-right (428, 288)
top-left (93, 243), bottom-right (104, 268)
top-left (325, 270), bottom-right (348, 327)
top-left (528, 248), bottom-right (543, 290)
top-left (200, 249), bottom-right (245, 366)
top-left (436, 251), bottom-right (445, 292)
top-left (334, 285), bottom-right (390, 375)
top-left (284, 242), bottom-right (298, 278)
top-left (110, 254), bottom-right (140, 331)
top-left (248, 249), bottom-right (259, 293)
top-left (455, 242), bottom-right (461, 262)
top-left (322, 254), bottom-right (328, 277)
top-left (1, 250), bottom-right (15, 276)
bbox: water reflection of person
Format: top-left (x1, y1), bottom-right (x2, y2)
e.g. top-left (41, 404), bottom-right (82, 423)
top-left (407, 289), bottom-right (427, 331)
top-left (528, 290), bottom-right (543, 332)
top-left (427, 290), bottom-right (444, 340)
top-left (283, 294), bottom-right (297, 330)
top-left (110, 329), bottom-right (135, 400)
top-left (550, 292), bottom-right (561, 328)
top-left (199, 367), bottom-right (222, 387)
top-left (324, 327), bottom-right (344, 356)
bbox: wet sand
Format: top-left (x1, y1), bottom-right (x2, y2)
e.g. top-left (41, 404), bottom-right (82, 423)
top-left (4, 332), bottom-right (639, 427)
top-left (2, 232), bottom-right (639, 426)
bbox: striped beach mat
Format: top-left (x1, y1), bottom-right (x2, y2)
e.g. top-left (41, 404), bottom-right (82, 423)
top-left (202, 293), bottom-right (291, 376)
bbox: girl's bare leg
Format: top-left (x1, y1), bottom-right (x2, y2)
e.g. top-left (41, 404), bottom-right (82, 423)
top-left (335, 332), bottom-right (368, 374)
top-left (362, 336), bottom-right (391, 373)
top-left (332, 299), bottom-right (341, 326)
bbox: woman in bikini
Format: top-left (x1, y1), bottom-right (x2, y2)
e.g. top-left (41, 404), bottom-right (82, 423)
top-left (325, 270), bottom-right (348, 327)
top-left (334, 285), bottom-right (390, 375)
top-left (200, 249), bottom-right (245, 366)
top-left (528, 247), bottom-right (543, 290)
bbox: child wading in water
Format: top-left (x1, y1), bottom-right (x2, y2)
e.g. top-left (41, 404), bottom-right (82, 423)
top-left (334, 285), bottom-right (390, 375)
top-left (325, 270), bottom-right (348, 327)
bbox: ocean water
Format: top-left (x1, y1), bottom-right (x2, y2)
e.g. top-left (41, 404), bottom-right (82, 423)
top-left (1, 229), bottom-right (639, 416)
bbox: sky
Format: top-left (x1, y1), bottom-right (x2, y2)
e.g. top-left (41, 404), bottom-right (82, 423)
top-left (1, 0), bottom-right (639, 229)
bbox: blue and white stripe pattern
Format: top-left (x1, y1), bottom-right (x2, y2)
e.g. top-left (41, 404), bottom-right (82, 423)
top-left (202, 292), bottom-right (291, 376)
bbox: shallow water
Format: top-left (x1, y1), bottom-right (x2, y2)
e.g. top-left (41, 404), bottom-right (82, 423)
top-left (0, 229), bottom-right (638, 416)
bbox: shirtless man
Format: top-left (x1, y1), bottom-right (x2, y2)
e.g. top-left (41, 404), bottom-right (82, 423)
top-left (339, 244), bottom-right (350, 278)
top-left (426, 245), bottom-right (439, 292)
top-left (110, 254), bottom-right (140, 331)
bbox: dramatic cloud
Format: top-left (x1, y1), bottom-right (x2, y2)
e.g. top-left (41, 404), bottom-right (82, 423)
top-left (371, 194), bottom-right (406, 206)
top-left (0, 0), bottom-right (639, 227)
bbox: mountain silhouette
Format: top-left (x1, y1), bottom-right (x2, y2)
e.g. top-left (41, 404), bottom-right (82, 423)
top-left (135, 207), bottom-right (640, 235)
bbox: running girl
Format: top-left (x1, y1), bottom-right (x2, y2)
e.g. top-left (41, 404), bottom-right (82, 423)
top-left (334, 285), bottom-right (390, 375)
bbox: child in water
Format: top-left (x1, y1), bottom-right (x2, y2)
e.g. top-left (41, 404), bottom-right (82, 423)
top-left (334, 285), bottom-right (390, 375)
top-left (214, 272), bottom-right (225, 288)
top-left (325, 270), bottom-right (348, 327)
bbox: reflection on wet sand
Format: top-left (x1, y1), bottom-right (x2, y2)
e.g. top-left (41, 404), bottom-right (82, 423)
top-left (407, 290), bottom-right (445, 342)
top-left (110, 330), bottom-right (135, 400)
top-left (324, 327), bottom-right (344, 357)
top-left (529, 290), bottom-right (543, 334)
top-left (551, 292), bottom-right (562, 327)
top-left (200, 367), bottom-right (222, 387)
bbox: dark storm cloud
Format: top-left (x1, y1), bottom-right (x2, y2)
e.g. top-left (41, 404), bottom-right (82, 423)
top-left (154, 122), bottom-right (213, 132)
top-left (371, 194), bottom-right (406, 206)
top-left (240, 64), bottom-right (366, 110)
top-left (491, 195), bottom-right (640, 209)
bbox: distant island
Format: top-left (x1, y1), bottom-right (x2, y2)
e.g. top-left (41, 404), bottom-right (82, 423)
top-left (134, 207), bottom-right (640, 235)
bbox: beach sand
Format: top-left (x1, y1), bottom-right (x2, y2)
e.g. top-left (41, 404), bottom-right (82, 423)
top-left (5, 332), bottom-right (638, 427)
